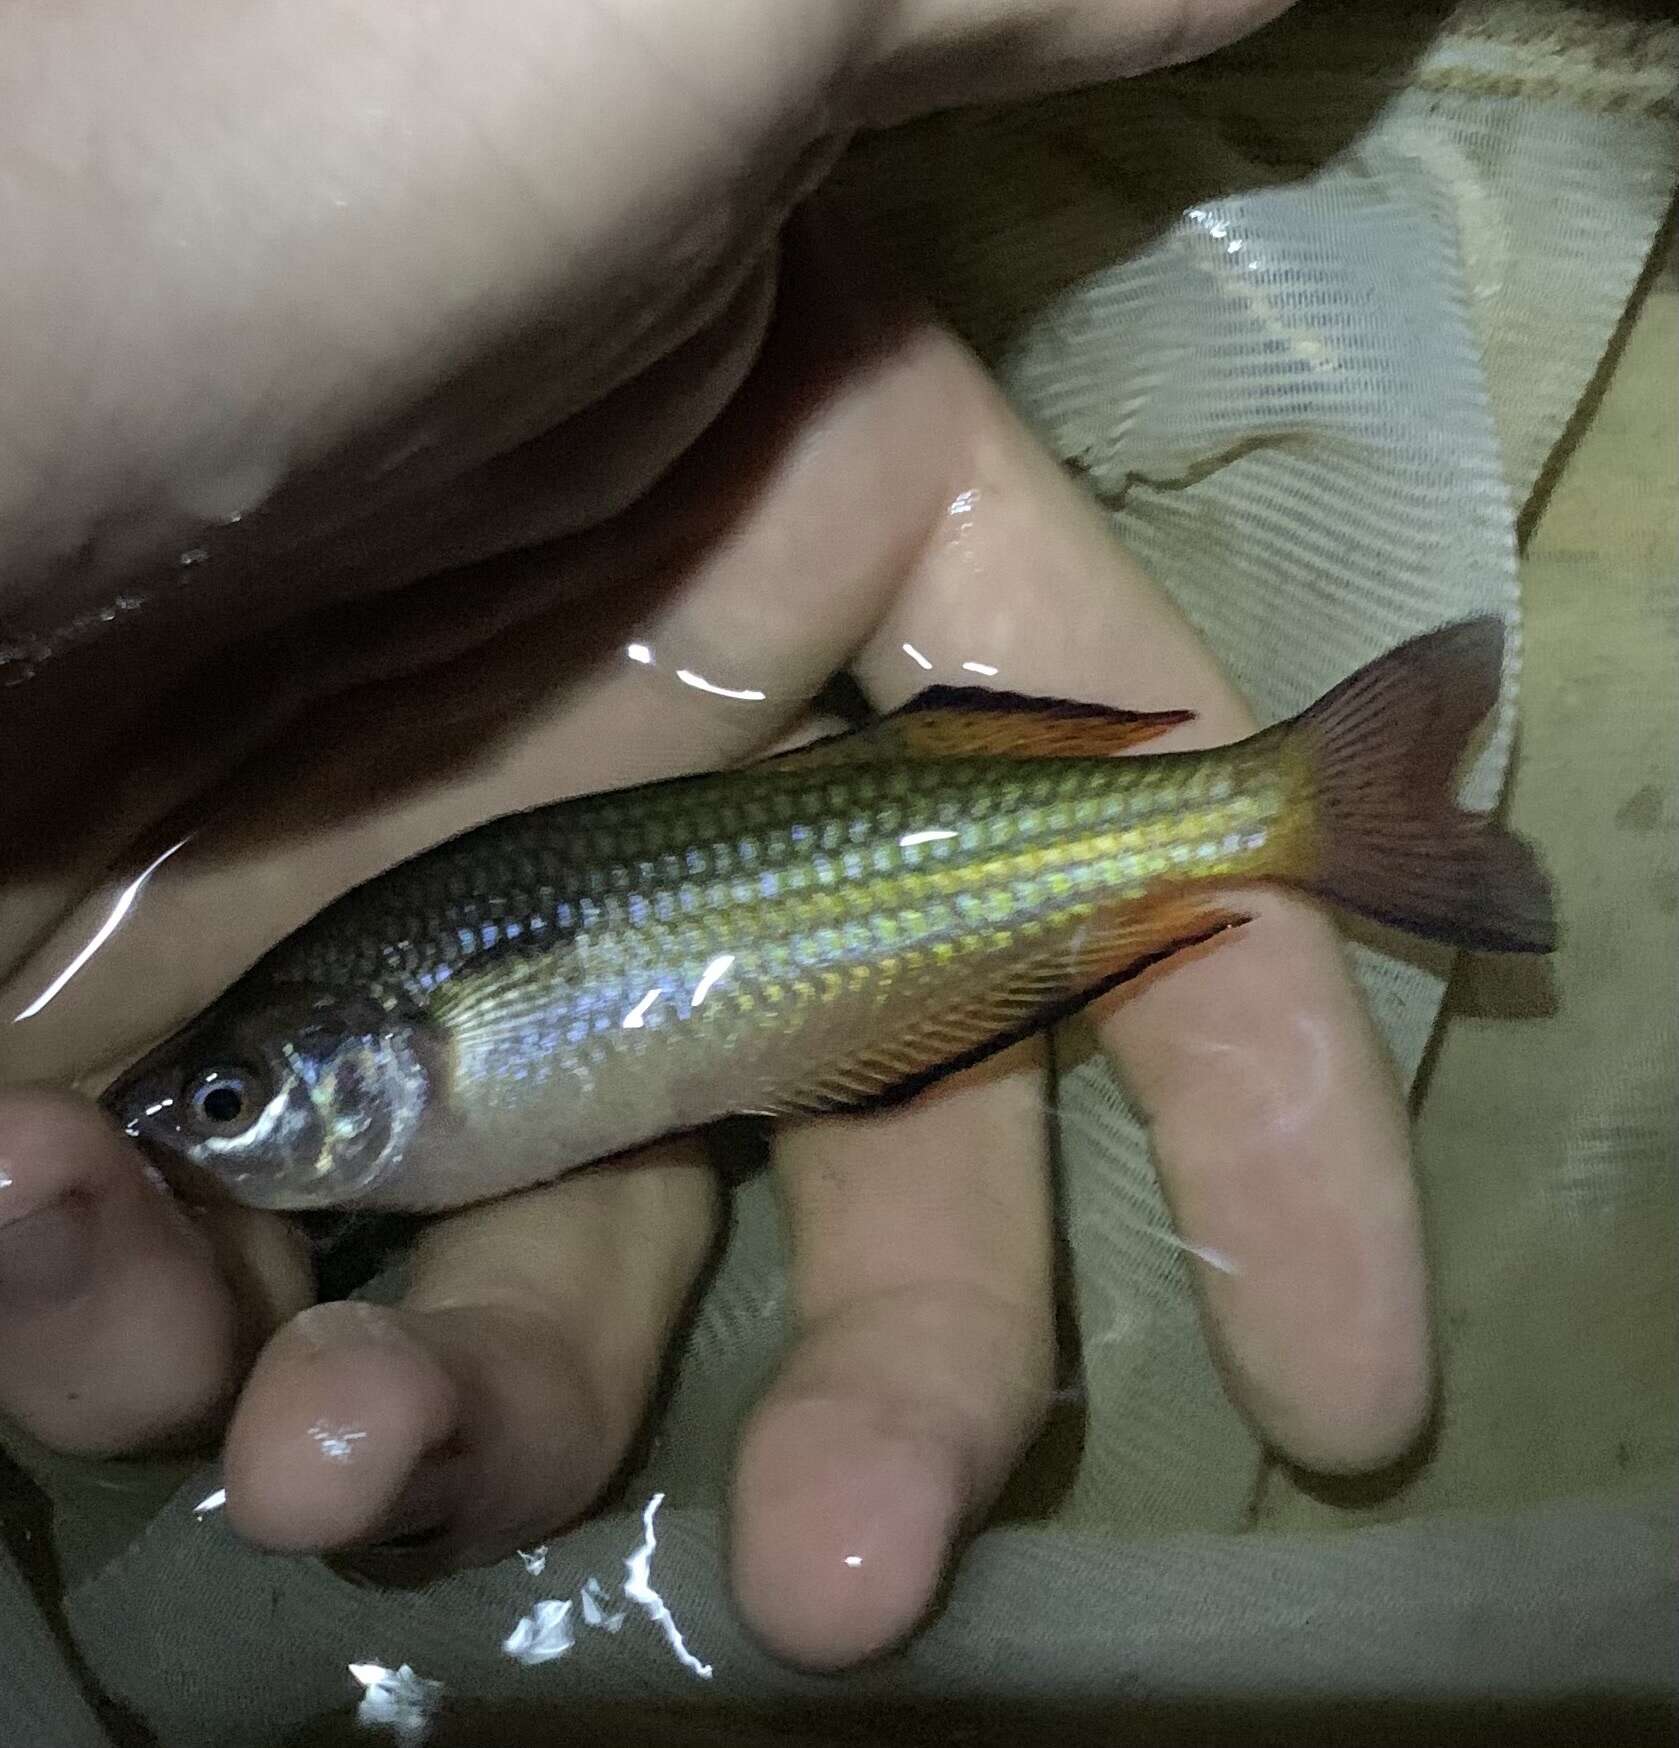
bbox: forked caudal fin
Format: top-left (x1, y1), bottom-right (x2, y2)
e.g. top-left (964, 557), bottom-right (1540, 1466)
top-left (1287, 616), bottom-right (1556, 954)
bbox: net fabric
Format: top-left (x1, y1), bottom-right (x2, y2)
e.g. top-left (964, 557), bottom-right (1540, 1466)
top-left (33, 1490), bottom-right (1679, 1745)
top-left (6, 2), bottom-right (1674, 1741)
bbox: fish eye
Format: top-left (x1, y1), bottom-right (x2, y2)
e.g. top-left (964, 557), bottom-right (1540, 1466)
top-left (185, 1066), bottom-right (264, 1134)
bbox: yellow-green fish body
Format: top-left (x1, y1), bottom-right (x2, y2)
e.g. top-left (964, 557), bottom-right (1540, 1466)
top-left (103, 619), bottom-right (1554, 1213)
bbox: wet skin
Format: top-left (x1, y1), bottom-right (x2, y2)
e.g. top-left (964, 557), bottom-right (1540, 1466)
top-left (0, 0), bottom-right (1428, 1672)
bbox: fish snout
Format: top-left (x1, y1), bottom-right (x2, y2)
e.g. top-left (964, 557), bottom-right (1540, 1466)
top-left (98, 1069), bottom-right (229, 1202)
top-left (99, 1065), bottom-right (180, 1143)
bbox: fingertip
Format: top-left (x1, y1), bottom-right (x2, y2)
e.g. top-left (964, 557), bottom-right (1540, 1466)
top-left (0, 1088), bottom-right (242, 1454)
top-left (1303, 1364), bottom-right (1434, 1477)
top-left (223, 1301), bottom-right (460, 1553)
top-left (1219, 1259), bottom-right (1436, 1476)
top-left (1098, 895), bottom-right (1436, 1478)
top-left (730, 1394), bottom-right (967, 1671)
top-left (220, 1160), bottom-right (717, 1580)
top-left (1177, 1129), bottom-right (1435, 1476)
top-left (0, 1085), bottom-right (138, 1198)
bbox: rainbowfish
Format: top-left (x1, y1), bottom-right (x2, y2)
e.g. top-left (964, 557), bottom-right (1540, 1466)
top-left (102, 618), bottom-right (1553, 1213)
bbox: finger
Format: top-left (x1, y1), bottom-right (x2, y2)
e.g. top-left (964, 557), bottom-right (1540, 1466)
top-left (855, 0), bottom-right (1297, 123)
top-left (0, 238), bottom-right (951, 1090)
top-left (221, 1145), bottom-right (715, 1578)
top-left (0, 1090), bottom-right (309, 1456)
top-left (848, 324), bottom-right (1430, 1471)
top-left (735, 1060), bottom-right (1055, 1669)
top-left (178, 242), bottom-right (1053, 1626)
top-left (1, 0), bottom-right (851, 608)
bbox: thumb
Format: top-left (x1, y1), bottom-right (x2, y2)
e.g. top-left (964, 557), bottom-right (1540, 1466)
top-left (851, 0), bottom-right (1298, 124)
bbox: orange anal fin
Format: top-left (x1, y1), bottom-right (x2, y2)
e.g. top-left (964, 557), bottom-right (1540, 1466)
top-left (757, 684), bottom-right (1195, 771)
top-left (1060, 894), bottom-right (1251, 1002)
top-left (751, 895), bottom-right (1248, 1120)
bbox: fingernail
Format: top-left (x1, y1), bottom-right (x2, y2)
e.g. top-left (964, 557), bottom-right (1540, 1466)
top-left (0, 1196), bottom-right (95, 1311)
top-left (289, 1299), bottom-right (416, 1351)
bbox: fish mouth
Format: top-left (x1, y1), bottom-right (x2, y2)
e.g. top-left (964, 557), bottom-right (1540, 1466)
top-left (99, 1082), bottom-right (237, 1207)
top-left (96, 1050), bottom-right (182, 1139)
top-left (126, 1125), bottom-right (240, 1206)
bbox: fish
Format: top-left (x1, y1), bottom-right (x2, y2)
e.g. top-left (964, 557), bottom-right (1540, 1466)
top-left (101, 616), bottom-right (1554, 1214)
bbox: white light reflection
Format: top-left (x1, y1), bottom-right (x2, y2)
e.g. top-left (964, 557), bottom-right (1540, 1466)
top-left (580, 1575), bottom-right (627, 1632)
top-left (193, 1487), bottom-right (226, 1515)
top-left (621, 987), bottom-right (664, 1030)
top-left (1052, 1094), bottom-right (1247, 1280)
top-left (898, 829), bottom-right (957, 848)
top-left (902, 642), bottom-right (933, 671)
top-left (960, 660), bottom-right (1000, 678)
top-left (502, 1599), bottom-right (575, 1665)
top-left (11, 839), bottom-right (189, 1021)
top-left (675, 668), bottom-right (766, 703)
top-left (624, 1492), bottom-right (713, 1679)
top-left (1184, 1241), bottom-right (1241, 1276)
top-left (348, 1662), bottom-right (443, 1746)
top-left (309, 1422), bottom-right (368, 1463)
top-left (626, 641), bottom-right (654, 664)
top-left (690, 953), bottom-right (734, 1007)
top-left (843, 1554), bottom-right (863, 1568)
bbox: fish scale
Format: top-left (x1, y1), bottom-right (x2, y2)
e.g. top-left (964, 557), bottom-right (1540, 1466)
top-left (266, 750), bottom-right (1279, 1001)
top-left (102, 621), bottom-right (1555, 1212)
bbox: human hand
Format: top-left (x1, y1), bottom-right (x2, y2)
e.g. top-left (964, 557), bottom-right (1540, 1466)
top-left (0, 0), bottom-right (1427, 1674)
top-left (0, 0), bottom-right (1290, 847)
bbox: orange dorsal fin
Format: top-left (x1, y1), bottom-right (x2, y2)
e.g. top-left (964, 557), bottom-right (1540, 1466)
top-left (743, 894), bottom-right (1246, 1119)
top-left (758, 685), bottom-right (1194, 771)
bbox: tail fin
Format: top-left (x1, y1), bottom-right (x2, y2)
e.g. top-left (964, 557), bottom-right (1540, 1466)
top-left (1287, 617), bottom-right (1556, 953)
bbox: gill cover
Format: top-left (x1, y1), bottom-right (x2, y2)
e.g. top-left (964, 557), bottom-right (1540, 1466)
top-left (101, 987), bottom-right (434, 1210)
